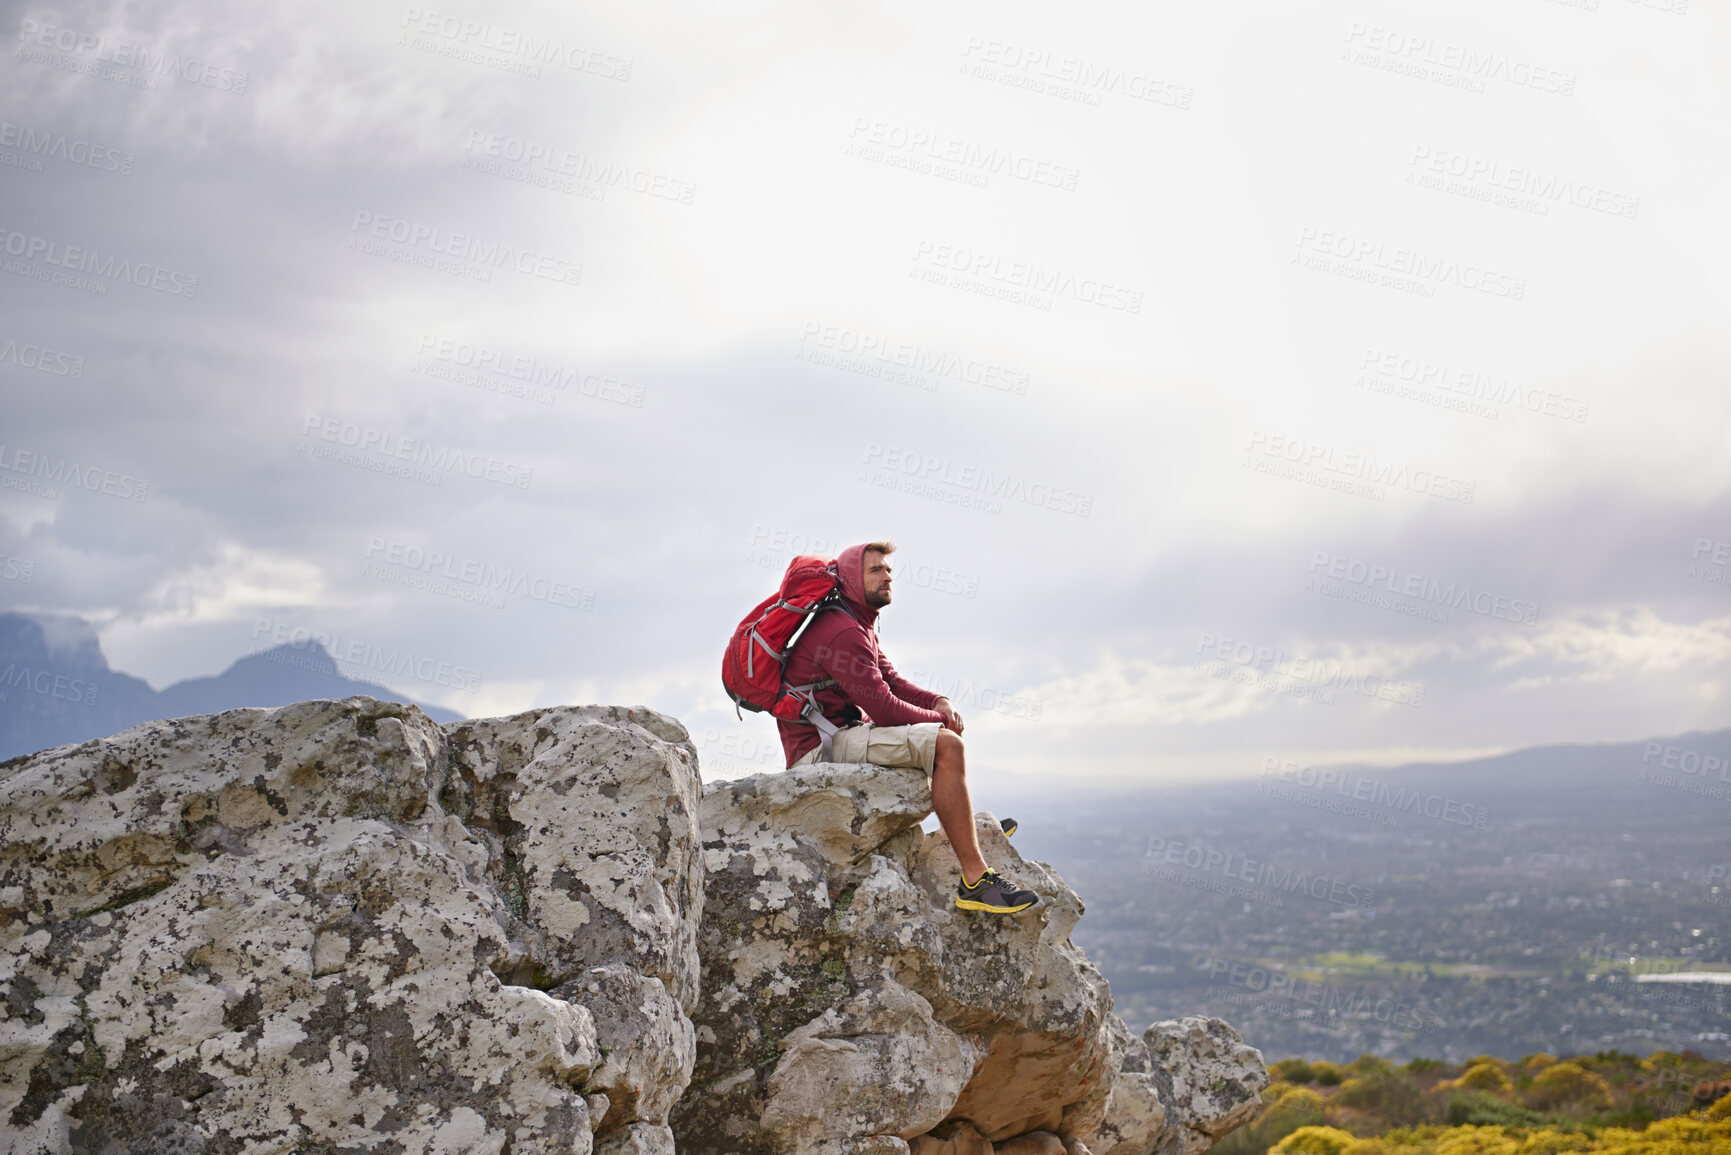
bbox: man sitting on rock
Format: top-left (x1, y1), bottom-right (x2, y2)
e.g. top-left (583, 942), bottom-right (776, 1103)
top-left (779, 540), bottom-right (1040, 916)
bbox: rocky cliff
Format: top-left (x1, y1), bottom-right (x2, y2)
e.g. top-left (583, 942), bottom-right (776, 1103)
top-left (0, 698), bottom-right (1266, 1154)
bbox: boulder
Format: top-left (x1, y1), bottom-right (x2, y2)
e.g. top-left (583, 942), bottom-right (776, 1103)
top-left (0, 698), bottom-right (1267, 1155)
top-left (1141, 1017), bottom-right (1270, 1155)
top-left (674, 761), bottom-right (1265, 1155)
top-left (1090, 1017), bottom-right (1169, 1155)
top-left (0, 697), bottom-right (702, 1154)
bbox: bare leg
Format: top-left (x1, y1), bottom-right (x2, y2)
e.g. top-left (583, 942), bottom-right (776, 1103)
top-left (932, 728), bottom-right (987, 883)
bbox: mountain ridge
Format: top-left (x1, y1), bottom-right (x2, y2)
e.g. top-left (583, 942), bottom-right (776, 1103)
top-left (0, 611), bottom-right (460, 759)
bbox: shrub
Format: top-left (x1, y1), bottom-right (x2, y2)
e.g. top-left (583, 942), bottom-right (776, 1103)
top-left (1513, 1130), bottom-right (1594, 1155)
top-left (1313, 1062), bottom-right (1345, 1087)
top-left (1407, 1059), bottom-right (1448, 1075)
top-left (1524, 1062), bottom-right (1612, 1113)
top-left (1273, 1126), bottom-right (1359, 1155)
top-left (1335, 1069), bottom-right (1429, 1127)
top-left (1435, 1125), bottom-right (1521, 1155)
top-left (1520, 1054), bottom-right (1558, 1075)
top-left (1271, 1088), bottom-right (1331, 1121)
top-left (1446, 1092), bottom-right (1547, 1129)
top-left (1707, 1091), bottom-right (1731, 1122)
top-left (1343, 1141), bottom-right (1389, 1155)
top-left (1275, 1059), bottom-right (1318, 1084)
top-left (1213, 1087), bottom-right (1327, 1155)
top-left (1455, 1065), bottom-right (1515, 1096)
top-left (1353, 1055), bottom-right (1398, 1076)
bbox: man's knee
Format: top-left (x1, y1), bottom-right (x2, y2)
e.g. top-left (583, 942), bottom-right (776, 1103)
top-left (935, 727), bottom-right (964, 766)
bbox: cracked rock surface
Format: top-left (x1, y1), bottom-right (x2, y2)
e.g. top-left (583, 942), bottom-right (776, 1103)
top-left (673, 761), bottom-right (1268, 1155)
top-left (0, 699), bottom-right (1265, 1155)
top-left (0, 697), bottom-right (701, 1155)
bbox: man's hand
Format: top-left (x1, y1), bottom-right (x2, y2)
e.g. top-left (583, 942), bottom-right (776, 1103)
top-left (934, 696), bottom-right (964, 734)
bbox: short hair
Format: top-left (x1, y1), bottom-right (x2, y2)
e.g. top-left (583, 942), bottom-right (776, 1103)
top-left (862, 541), bottom-right (896, 557)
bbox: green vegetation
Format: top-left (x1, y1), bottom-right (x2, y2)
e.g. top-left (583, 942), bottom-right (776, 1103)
top-left (1217, 1051), bottom-right (1731, 1155)
top-left (1579, 956), bottom-right (1731, 979)
top-left (1285, 954), bottom-right (1524, 982)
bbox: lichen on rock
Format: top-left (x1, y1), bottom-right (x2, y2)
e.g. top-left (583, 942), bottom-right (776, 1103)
top-left (0, 697), bottom-right (702, 1154)
top-left (0, 697), bottom-right (1266, 1155)
top-left (673, 760), bottom-right (1269, 1155)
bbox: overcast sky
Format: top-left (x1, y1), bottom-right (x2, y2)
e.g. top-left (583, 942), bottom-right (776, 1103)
top-left (2, 0), bottom-right (1728, 787)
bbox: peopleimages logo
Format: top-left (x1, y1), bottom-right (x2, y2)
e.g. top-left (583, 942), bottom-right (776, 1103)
top-left (0, 444), bottom-right (150, 502)
top-left (15, 19), bottom-right (250, 93)
top-left (348, 212), bottom-right (582, 288)
top-left (1640, 742), bottom-right (1731, 782)
top-left (1259, 757), bottom-right (1490, 829)
top-left (364, 537), bottom-right (595, 611)
top-left (898, 668), bottom-right (1040, 720)
top-left (1198, 957), bottom-right (1443, 1034)
top-left (1343, 23), bottom-right (1576, 96)
top-left (1689, 537), bottom-right (1730, 589)
top-left (0, 227), bottom-right (199, 297)
top-left (399, 8), bottom-right (632, 80)
top-left (0, 664), bottom-right (99, 707)
top-left (0, 120), bottom-right (133, 175)
top-left (1709, 863), bottom-right (1731, 908)
top-left (301, 415), bottom-right (534, 489)
top-left (1294, 226), bottom-right (1525, 301)
top-left (798, 322), bottom-right (1030, 395)
top-left (1144, 836), bottom-right (1376, 910)
top-left (1636, 741), bottom-right (1731, 804)
top-left (957, 37), bottom-right (1193, 110)
top-left (1195, 631), bottom-right (1426, 708)
top-left (412, 334), bottom-right (645, 408)
top-left (251, 620), bottom-right (483, 693)
top-left (1306, 550), bottom-right (1540, 625)
top-left (911, 240), bottom-right (1143, 313)
top-left (1355, 347), bottom-right (1589, 423)
top-left (861, 442), bottom-right (1093, 517)
top-left (845, 118), bottom-right (1080, 191)
top-left (0, 335), bottom-right (84, 378)
top-left (1244, 431), bottom-right (1476, 505)
top-left (1407, 146), bottom-right (1639, 220)
top-left (463, 131), bottom-right (695, 204)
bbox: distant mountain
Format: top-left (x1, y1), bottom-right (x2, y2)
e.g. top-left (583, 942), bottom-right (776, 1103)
top-left (0, 613), bottom-right (461, 761)
top-left (1326, 729), bottom-right (1731, 798)
top-left (994, 723), bottom-right (1731, 1064)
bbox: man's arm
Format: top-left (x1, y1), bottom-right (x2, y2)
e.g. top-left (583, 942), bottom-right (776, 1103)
top-left (879, 654), bottom-right (941, 710)
top-left (819, 627), bottom-right (946, 728)
top-left (880, 655), bottom-right (963, 733)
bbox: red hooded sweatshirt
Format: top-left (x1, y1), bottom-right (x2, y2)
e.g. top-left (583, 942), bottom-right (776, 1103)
top-left (777, 542), bottom-right (947, 767)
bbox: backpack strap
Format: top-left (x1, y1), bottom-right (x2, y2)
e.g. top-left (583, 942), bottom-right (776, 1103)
top-left (786, 679), bottom-right (840, 761)
top-left (810, 711), bottom-right (840, 762)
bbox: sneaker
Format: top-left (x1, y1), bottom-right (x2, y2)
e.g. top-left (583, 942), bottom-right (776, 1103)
top-left (999, 817), bottom-right (1018, 838)
top-left (955, 868), bottom-right (1040, 914)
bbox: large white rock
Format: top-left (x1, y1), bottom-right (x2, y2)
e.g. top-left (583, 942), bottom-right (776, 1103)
top-left (0, 697), bottom-right (702, 1155)
top-left (0, 699), bottom-right (1265, 1155)
top-left (1141, 1017), bottom-right (1269, 1155)
top-left (673, 761), bottom-right (1264, 1155)
top-left (444, 707), bottom-right (704, 1012)
top-left (1090, 1017), bottom-right (1170, 1155)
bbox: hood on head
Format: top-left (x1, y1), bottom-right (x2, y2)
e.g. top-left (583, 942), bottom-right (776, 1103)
top-left (836, 542), bottom-right (877, 622)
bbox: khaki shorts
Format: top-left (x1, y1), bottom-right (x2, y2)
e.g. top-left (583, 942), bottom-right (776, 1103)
top-left (791, 722), bottom-right (942, 775)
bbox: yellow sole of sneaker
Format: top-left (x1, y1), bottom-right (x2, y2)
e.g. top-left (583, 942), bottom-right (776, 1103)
top-left (955, 897), bottom-right (1037, 914)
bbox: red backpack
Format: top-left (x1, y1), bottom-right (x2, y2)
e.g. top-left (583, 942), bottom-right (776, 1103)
top-left (722, 554), bottom-right (849, 757)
